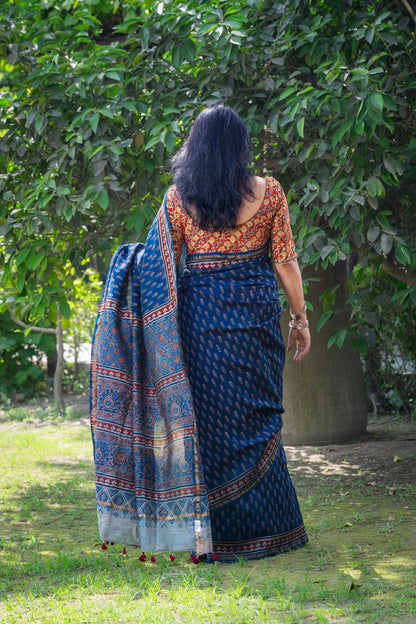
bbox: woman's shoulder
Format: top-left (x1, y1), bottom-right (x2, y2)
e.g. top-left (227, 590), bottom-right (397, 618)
top-left (261, 177), bottom-right (286, 210)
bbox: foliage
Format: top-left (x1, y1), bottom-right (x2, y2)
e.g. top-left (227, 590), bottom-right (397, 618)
top-left (0, 0), bottom-right (415, 393)
top-left (347, 264), bottom-right (416, 415)
top-left (0, 311), bottom-right (54, 397)
top-left (62, 266), bottom-right (102, 376)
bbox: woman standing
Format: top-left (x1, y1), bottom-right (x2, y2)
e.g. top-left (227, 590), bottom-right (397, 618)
top-left (91, 105), bottom-right (310, 562)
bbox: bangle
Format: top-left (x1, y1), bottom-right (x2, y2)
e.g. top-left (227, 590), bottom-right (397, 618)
top-left (289, 319), bottom-right (309, 330)
top-left (290, 304), bottom-right (306, 321)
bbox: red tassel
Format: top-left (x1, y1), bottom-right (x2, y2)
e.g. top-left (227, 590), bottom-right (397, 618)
top-left (122, 546), bottom-right (127, 555)
top-left (139, 552), bottom-right (146, 562)
top-left (101, 542), bottom-right (108, 550)
top-left (212, 554), bottom-right (218, 561)
top-left (110, 542), bottom-right (114, 546)
top-left (169, 554), bottom-right (175, 562)
top-left (151, 555), bottom-right (156, 562)
top-left (190, 554), bottom-right (199, 564)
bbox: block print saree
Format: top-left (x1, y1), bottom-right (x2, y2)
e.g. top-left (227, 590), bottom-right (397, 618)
top-left (91, 195), bottom-right (308, 561)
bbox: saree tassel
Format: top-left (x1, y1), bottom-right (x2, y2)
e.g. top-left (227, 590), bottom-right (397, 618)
top-left (169, 554), bottom-right (175, 562)
top-left (151, 555), bottom-right (156, 562)
top-left (122, 546), bottom-right (127, 555)
top-left (101, 541), bottom-right (108, 550)
top-left (139, 552), bottom-right (146, 562)
top-left (212, 554), bottom-right (218, 562)
top-left (110, 542), bottom-right (115, 546)
top-left (190, 554), bottom-right (199, 564)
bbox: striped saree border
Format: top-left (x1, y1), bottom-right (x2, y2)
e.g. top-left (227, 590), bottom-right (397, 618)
top-left (185, 243), bottom-right (269, 270)
top-left (213, 524), bottom-right (308, 562)
top-left (208, 430), bottom-right (282, 510)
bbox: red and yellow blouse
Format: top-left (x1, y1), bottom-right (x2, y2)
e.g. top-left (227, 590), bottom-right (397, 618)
top-left (166, 177), bottom-right (297, 266)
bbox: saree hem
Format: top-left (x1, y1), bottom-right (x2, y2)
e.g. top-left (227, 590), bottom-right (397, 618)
top-left (212, 524), bottom-right (308, 562)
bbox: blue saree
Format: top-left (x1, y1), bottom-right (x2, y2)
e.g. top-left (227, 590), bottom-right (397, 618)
top-left (91, 196), bottom-right (307, 560)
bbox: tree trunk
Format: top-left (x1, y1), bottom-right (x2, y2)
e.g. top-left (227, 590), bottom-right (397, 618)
top-left (281, 261), bottom-right (367, 445)
top-left (54, 310), bottom-right (65, 415)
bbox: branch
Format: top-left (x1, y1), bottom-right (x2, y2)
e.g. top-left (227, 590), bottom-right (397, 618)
top-left (380, 256), bottom-right (416, 286)
top-left (401, 0), bottom-right (416, 27)
top-left (351, 244), bottom-right (416, 286)
top-left (10, 310), bottom-right (57, 335)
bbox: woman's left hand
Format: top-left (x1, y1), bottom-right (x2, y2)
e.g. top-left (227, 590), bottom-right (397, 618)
top-left (287, 327), bottom-right (311, 362)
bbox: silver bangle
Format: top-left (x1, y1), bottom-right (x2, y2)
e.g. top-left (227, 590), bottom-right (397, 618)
top-left (289, 319), bottom-right (309, 330)
top-left (290, 304), bottom-right (306, 321)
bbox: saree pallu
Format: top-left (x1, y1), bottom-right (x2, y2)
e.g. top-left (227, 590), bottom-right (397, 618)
top-left (178, 247), bottom-right (308, 561)
top-left (90, 200), bottom-right (212, 555)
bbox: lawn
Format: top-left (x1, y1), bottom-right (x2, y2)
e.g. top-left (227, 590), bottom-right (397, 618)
top-left (0, 399), bottom-right (415, 623)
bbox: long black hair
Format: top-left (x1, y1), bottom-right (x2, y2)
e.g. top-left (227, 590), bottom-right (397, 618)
top-left (171, 105), bottom-right (255, 230)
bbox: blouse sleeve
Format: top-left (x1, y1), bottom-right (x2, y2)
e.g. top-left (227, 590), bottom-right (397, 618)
top-left (166, 186), bottom-right (184, 266)
top-left (271, 181), bottom-right (297, 263)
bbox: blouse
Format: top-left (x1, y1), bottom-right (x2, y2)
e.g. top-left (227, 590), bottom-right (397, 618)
top-left (166, 177), bottom-right (297, 266)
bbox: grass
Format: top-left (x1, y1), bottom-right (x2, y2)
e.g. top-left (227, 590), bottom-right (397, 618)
top-left (0, 408), bottom-right (415, 623)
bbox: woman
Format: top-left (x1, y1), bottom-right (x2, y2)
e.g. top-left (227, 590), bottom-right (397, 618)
top-left (91, 105), bottom-right (309, 562)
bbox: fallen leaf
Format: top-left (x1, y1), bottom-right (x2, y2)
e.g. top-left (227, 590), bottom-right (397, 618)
top-left (340, 491), bottom-right (350, 497)
top-left (349, 581), bottom-right (362, 591)
top-left (344, 522), bottom-right (353, 527)
top-left (393, 455), bottom-right (402, 462)
top-left (367, 481), bottom-right (377, 486)
top-left (387, 515), bottom-right (395, 521)
top-left (386, 486), bottom-right (396, 495)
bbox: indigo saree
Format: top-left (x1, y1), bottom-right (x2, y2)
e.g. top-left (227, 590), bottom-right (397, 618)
top-left (91, 195), bottom-right (308, 561)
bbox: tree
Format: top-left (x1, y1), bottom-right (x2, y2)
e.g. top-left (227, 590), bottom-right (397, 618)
top-left (0, 0), bottom-right (415, 435)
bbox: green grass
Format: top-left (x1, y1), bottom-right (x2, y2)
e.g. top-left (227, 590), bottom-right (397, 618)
top-left (0, 413), bottom-right (415, 623)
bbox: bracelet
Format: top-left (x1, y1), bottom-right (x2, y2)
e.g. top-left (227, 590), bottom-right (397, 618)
top-left (290, 304), bottom-right (306, 321)
top-left (289, 319), bottom-right (309, 330)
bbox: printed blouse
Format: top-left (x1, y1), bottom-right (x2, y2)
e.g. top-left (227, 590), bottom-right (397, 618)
top-left (166, 176), bottom-right (297, 266)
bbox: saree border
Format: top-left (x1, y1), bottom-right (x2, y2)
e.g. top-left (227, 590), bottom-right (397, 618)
top-left (213, 523), bottom-right (308, 562)
top-left (208, 430), bottom-right (282, 510)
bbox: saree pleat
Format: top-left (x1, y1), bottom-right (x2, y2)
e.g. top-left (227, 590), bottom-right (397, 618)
top-left (178, 247), bottom-right (308, 561)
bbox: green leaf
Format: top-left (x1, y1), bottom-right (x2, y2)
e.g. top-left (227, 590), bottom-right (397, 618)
top-left (381, 233), bottom-right (393, 255)
top-left (15, 249), bottom-right (30, 266)
top-left (17, 272), bottom-right (26, 293)
top-left (96, 189), bottom-right (109, 210)
top-left (395, 244), bottom-right (412, 266)
top-left (105, 71), bottom-right (122, 81)
top-left (59, 301), bottom-right (71, 320)
top-left (332, 118), bottom-right (354, 148)
top-left (35, 114), bottom-right (44, 134)
top-left (296, 117), bottom-right (305, 138)
top-left (366, 176), bottom-right (384, 197)
top-left (367, 225), bottom-right (380, 243)
top-left (327, 328), bottom-right (348, 349)
top-left (141, 27), bottom-right (150, 47)
top-left (369, 93), bottom-right (383, 112)
top-left (383, 156), bottom-right (400, 175)
top-left (89, 112), bottom-right (100, 133)
top-left (278, 87), bottom-right (297, 101)
top-left (172, 46), bottom-right (181, 69)
top-left (317, 311), bottom-right (334, 332)
top-left (164, 131), bottom-right (177, 153)
top-left (364, 312), bottom-right (380, 326)
top-left (351, 337), bottom-right (368, 355)
top-left (321, 245), bottom-right (333, 260)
